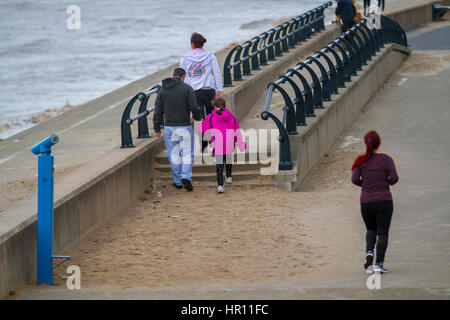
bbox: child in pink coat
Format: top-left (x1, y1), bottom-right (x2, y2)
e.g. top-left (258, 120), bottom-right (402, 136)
top-left (197, 98), bottom-right (246, 193)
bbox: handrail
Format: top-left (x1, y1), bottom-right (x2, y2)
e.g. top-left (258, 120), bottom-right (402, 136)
top-left (120, 85), bottom-right (161, 148)
top-left (261, 14), bottom-right (408, 170)
top-left (223, 1), bottom-right (333, 87)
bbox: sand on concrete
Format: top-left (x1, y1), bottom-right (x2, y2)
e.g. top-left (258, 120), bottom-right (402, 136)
top-left (398, 52), bottom-right (450, 76)
top-left (0, 164), bottom-right (81, 214)
top-left (46, 147), bottom-right (365, 291)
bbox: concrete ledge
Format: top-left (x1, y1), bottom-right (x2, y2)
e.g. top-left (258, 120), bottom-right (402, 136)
top-left (386, 0), bottom-right (450, 31)
top-left (279, 44), bottom-right (411, 191)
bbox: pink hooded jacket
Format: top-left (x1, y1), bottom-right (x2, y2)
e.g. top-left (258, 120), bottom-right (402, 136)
top-left (196, 108), bottom-right (246, 155)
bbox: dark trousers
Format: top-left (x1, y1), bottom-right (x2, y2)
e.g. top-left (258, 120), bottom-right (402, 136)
top-left (215, 155), bottom-right (232, 186)
top-left (364, 0), bottom-right (371, 14)
top-left (195, 88), bottom-right (215, 151)
top-left (341, 20), bottom-right (354, 33)
top-left (361, 200), bottom-right (393, 264)
top-left (378, 0), bottom-right (385, 11)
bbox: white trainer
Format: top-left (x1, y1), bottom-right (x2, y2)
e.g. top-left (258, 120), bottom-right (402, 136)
top-left (225, 177), bottom-right (232, 184)
top-left (217, 185), bottom-right (225, 193)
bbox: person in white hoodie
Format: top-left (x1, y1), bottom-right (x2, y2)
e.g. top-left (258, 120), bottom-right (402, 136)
top-left (180, 33), bottom-right (223, 151)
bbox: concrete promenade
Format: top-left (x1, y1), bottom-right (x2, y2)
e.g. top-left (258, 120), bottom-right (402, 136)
top-left (15, 17), bottom-right (450, 299)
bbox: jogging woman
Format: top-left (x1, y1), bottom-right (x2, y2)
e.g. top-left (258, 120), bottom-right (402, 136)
top-left (351, 130), bottom-right (399, 273)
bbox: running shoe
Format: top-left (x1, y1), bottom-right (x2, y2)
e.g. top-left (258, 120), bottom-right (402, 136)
top-left (373, 263), bottom-right (388, 274)
top-left (217, 185), bottom-right (225, 193)
top-left (364, 250), bottom-right (374, 273)
top-left (225, 177), bottom-right (232, 184)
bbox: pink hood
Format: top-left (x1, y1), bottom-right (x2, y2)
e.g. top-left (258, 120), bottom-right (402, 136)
top-left (196, 108), bottom-right (246, 155)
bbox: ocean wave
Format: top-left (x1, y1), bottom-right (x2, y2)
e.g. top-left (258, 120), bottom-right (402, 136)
top-left (239, 18), bottom-right (274, 30)
top-left (0, 38), bottom-right (50, 56)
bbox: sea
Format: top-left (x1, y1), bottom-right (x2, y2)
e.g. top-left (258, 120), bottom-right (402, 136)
top-left (0, 0), bottom-right (332, 139)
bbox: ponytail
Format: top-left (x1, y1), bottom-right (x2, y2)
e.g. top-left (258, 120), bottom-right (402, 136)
top-left (351, 130), bottom-right (381, 171)
top-left (216, 107), bottom-right (224, 115)
top-left (213, 97), bottom-right (226, 115)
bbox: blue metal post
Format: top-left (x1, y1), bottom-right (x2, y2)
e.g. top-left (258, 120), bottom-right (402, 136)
top-left (31, 134), bottom-right (59, 286)
top-left (37, 153), bottom-right (54, 285)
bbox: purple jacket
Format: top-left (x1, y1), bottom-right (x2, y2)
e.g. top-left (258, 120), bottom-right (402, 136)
top-left (351, 153), bottom-right (399, 203)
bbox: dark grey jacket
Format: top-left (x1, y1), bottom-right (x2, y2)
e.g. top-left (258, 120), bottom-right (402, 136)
top-left (153, 77), bottom-right (201, 132)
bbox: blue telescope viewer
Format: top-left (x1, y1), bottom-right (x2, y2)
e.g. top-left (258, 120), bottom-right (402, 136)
top-left (31, 134), bottom-right (70, 285)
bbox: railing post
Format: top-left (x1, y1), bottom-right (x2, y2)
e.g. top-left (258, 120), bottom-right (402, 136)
top-left (297, 61), bottom-right (323, 108)
top-left (270, 82), bottom-right (298, 135)
top-left (261, 111), bottom-right (293, 171)
top-left (259, 32), bottom-right (268, 66)
top-left (288, 68), bottom-right (315, 117)
top-left (242, 41), bottom-right (252, 75)
top-left (281, 76), bottom-right (307, 126)
top-left (223, 45), bottom-right (240, 87)
top-left (317, 50), bottom-right (339, 94)
top-left (137, 85), bottom-right (161, 139)
top-left (251, 37), bottom-right (261, 70)
top-left (307, 56), bottom-right (332, 101)
top-left (121, 92), bottom-right (145, 148)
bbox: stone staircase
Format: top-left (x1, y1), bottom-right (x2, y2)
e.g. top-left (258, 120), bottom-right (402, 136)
top-left (153, 149), bottom-right (276, 188)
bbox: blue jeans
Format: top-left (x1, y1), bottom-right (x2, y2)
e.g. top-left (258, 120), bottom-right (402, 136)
top-left (163, 125), bottom-right (194, 185)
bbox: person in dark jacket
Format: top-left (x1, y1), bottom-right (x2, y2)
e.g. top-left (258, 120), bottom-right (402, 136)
top-left (351, 130), bottom-right (399, 274)
top-left (335, 0), bottom-right (355, 32)
top-left (153, 68), bottom-right (202, 191)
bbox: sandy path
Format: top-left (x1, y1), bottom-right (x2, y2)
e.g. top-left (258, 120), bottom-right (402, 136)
top-left (51, 147), bottom-right (365, 290)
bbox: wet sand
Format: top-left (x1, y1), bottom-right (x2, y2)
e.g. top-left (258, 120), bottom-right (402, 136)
top-left (51, 148), bottom-right (365, 290)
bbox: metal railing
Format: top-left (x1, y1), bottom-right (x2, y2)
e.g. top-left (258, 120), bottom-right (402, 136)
top-left (120, 85), bottom-right (161, 148)
top-left (261, 15), bottom-right (407, 171)
top-left (223, 1), bottom-right (333, 87)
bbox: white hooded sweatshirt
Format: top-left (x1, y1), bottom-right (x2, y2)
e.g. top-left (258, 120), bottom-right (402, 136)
top-left (180, 48), bottom-right (223, 92)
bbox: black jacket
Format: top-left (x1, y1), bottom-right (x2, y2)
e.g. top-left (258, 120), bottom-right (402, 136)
top-left (153, 77), bottom-right (201, 132)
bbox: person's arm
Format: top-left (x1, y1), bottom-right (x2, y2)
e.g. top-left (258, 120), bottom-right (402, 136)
top-left (211, 55), bottom-right (223, 97)
top-left (387, 157), bottom-right (399, 185)
top-left (233, 118), bottom-right (247, 151)
top-left (187, 86), bottom-right (202, 121)
top-left (196, 114), bottom-right (212, 134)
top-left (153, 92), bottom-right (164, 135)
top-left (351, 166), bottom-right (363, 186)
top-left (179, 56), bottom-right (189, 73)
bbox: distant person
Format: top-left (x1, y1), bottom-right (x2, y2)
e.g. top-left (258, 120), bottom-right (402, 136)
top-left (335, 0), bottom-right (355, 32)
top-left (180, 32), bottom-right (224, 151)
top-left (351, 130), bottom-right (398, 274)
top-left (196, 98), bottom-right (246, 194)
top-left (363, 0), bottom-right (371, 15)
top-left (153, 68), bottom-right (202, 191)
top-left (352, 0), bottom-right (362, 23)
top-left (378, 0), bottom-right (385, 12)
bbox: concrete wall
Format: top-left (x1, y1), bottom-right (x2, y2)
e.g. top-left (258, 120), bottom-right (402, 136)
top-left (387, 0), bottom-right (450, 31)
top-left (0, 137), bottom-right (165, 297)
top-left (275, 44), bottom-right (410, 191)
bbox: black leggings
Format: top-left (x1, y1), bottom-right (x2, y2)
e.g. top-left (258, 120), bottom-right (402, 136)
top-left (195, 88), bottom-right (215, 151)
top-left (378, 0), bottom-right (385, 11)
top-left (361, 200), bottom-right (393, 264)
top-left (216, 155), bottom-right (232, 186)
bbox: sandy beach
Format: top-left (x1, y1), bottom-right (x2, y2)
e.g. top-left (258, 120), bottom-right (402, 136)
top-left (48, 147), bottom-right (365, 290)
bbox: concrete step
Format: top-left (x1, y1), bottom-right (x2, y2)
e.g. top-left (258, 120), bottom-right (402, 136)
top-left (156, 169), bottom-right (265, 182)
top-left (153, 162), bottom-right (270, 174)
top-left (155, 151), bottom-right (273, 165)
top-left (155, 174), bottom-right (275, 188)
